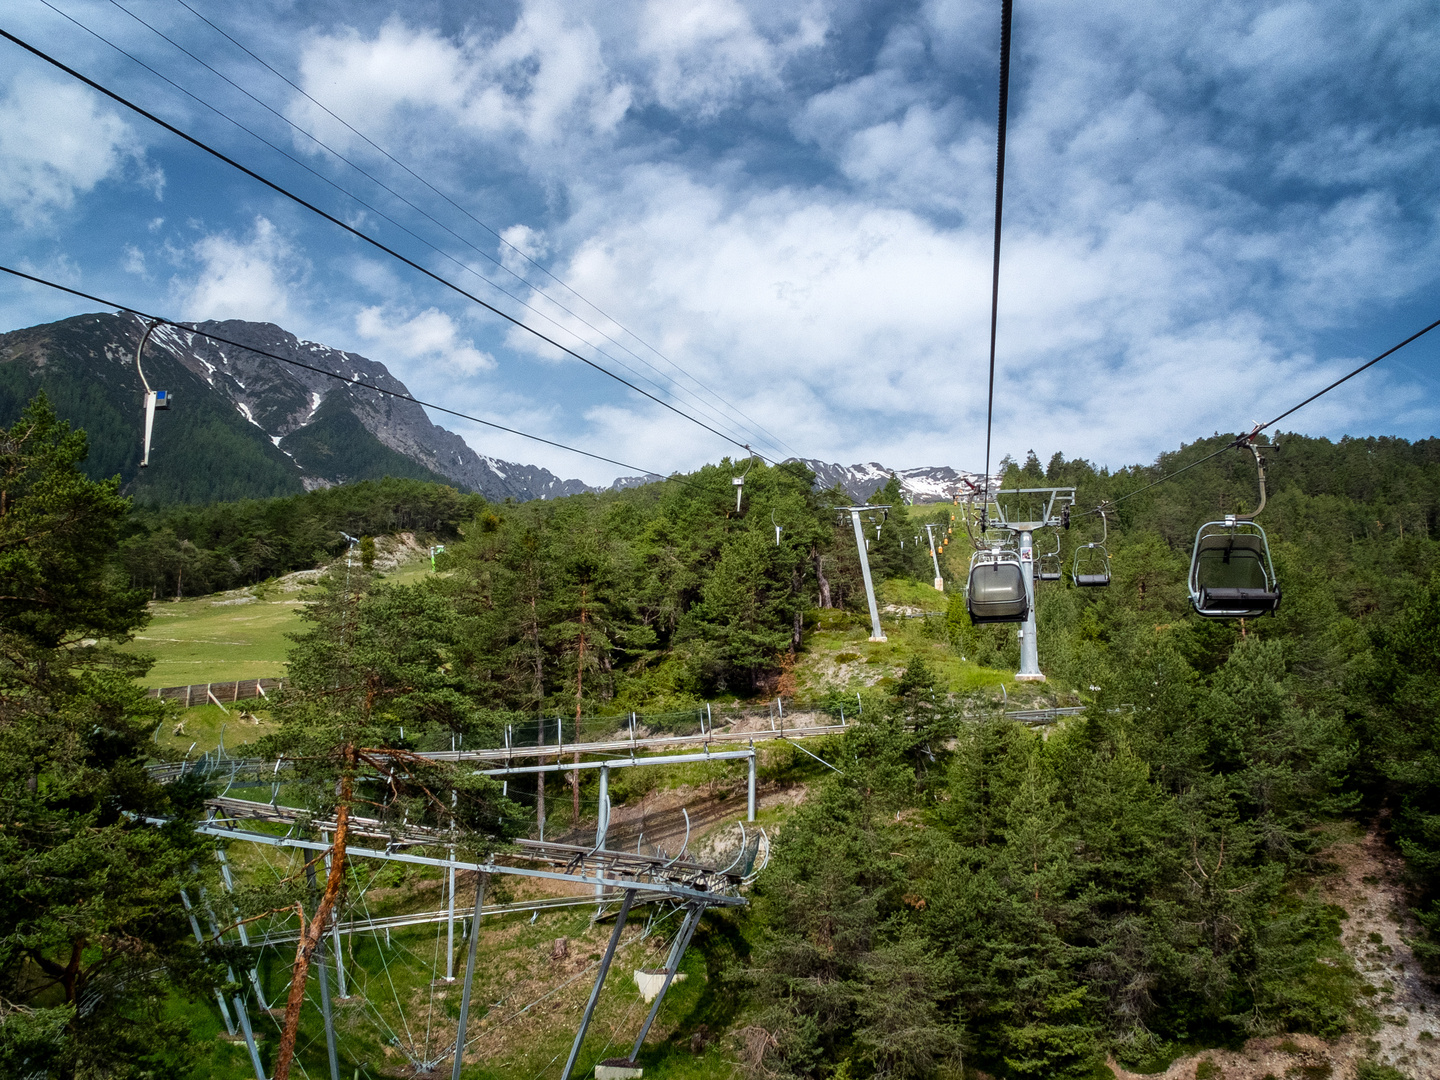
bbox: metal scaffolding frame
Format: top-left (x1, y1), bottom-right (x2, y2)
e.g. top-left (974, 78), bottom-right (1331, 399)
top-left (162, 793), bottom-right (757, 1080)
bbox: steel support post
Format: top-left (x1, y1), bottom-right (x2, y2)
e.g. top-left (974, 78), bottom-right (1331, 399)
top-left (179, 889), bottom-right (236, 1036)
top-left (193, 881), bottom-right (265, 1079)
top-left (218, 849), bottom-right (270, 1009)
top-left (849, 509), bottom-right (886, 642)
top-left (596, 766), bottom-right (610, 900)
top-left (231, 984), bottom-right (267, 1080)
top-left (597, 766), bottom-right (610, 849)
top-left (451, 873), bottom-right (488, 1080)
top-left (747, 745), bottom-right (756, 822)
top-left (304, 858), bottom-right (341, 1080)
top-left (1016, 529), bottom-right (1045, 682)
top-left (315, 935), bottom-right (340, 1080)
top-left (560, 888), bottom-right (636, 1080)
top-left (630, 903), bottom-right (704, 1062)
top-left (446, 847), bottom-right (457, 981)
top-left (925, 522), bottom-right (944, 590)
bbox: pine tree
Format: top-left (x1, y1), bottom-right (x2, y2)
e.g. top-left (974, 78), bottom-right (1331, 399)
top-left (262, 566), bottom-right (516, 1078)
top-left (0, 396), bottom-right (213, 1078)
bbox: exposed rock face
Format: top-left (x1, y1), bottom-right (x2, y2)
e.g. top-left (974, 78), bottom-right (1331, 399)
top-left (142, 316), bottom-right (593, 501)
top-left (0, 312), bottom-right (1001, 507)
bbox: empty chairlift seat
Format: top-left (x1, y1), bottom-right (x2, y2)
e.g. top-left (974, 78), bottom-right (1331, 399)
top-left (1037, 532), bottom-right (1063, 581)
top-left (1071, 545), bottom-right (1111, 587)
top-left (967, 551), bottom-right (1029, 624)
top-left (1188, 521), bottom-right (1282, 618)
top-left (1070, 508), bottom-right (1111, 587)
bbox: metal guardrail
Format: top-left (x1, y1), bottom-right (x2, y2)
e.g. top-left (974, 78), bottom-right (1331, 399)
top-left (1005, 706), bottom-right (1086, 724)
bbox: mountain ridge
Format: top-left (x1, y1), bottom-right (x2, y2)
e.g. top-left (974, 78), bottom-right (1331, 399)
top-left (0, 311), bottom-right (992, 506)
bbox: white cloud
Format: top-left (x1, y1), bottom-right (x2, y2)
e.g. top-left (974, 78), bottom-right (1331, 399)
top-left (636, 0), bottom-right (826, 116)
top-left (180, 217), bottom-right (304, 323)
top-left (0, 74), bottom-right (148, 227)
top-left (289, 5), bottom-right (631, 155)
top-left (354, 305), bottom-right (495, 374)
top-left (19, 0), bottom-right (1430, 481)
top-left (499, 224), bottom-right (549, 278)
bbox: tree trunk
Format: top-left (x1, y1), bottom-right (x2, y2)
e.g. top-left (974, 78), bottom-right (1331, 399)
top-left (273, 756), bottom-right (352, 1080)
top-left (813, 548), bottom-right (832, 608)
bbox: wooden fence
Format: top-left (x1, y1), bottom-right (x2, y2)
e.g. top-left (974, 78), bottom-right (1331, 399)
top-left (146, 678), bottom-right (283, 707)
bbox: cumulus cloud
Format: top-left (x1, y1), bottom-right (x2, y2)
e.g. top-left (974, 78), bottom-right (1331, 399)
top-left (289, 5), bottom-right (631, 155)
top-left (0, 74), bottom-right (150, 227)
top-left (354, 305), bottom-right (495, 374)
top-left (180, 217), bottom-right (304, 324)
top-left (636, 0), bottom-right (827, 116)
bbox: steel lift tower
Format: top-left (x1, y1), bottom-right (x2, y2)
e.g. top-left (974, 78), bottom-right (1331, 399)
top-left (981, 487), bottom-right (1075, 682)
top-left (839, 505), bottom-right (891, 642)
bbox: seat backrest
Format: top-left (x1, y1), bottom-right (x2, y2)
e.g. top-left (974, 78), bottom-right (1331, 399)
top-left (1194, 542), bottom-right (1269, 591)
top-left (969, 562), bottom-right (1024, 604)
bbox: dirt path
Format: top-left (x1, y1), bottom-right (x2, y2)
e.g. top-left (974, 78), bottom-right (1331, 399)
top-left (1109, 823), bottom-right (1438, 1080)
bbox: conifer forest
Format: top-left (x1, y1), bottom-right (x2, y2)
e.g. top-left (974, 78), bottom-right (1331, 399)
top-left (0, 392), bottom-right (1437, 1080)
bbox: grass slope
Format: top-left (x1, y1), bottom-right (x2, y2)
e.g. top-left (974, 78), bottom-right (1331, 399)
top-left (123, 589), bottom-right (303, 688)
top-left (123, 545), bottom-right (439, 689)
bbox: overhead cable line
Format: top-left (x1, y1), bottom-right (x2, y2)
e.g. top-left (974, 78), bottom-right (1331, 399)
top-left (980, 0), bottom-right (1014, 525)
top-left (21, 7), bottom-right (768, 456)
top-left (0, 26), bottom-right (777, 466)
top-left (0, 265), bottom-right (699, 485)
top-left (81, 0), bottom-right (788, 459)
top-left (1080, 314), bottom-right (1440, 516)
top-left (167, 0), bottom-right (798, 461)
top-left (1249, 315), bottom-right (1440, 436)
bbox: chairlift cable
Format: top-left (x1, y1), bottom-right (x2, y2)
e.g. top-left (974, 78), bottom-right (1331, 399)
top-left (0, 27), bottom-right (780, 465)
top-left (163, 0), bottom-right (799, 460)
top-left (23, 5), bottom-right (767, 455)
top-left (1250, 315), bottom-right (1440, 436)
top-left (67, 0), bottom-right (786, 459)
top-left (1073, 313), bottom-right (1440, 519)
top-left (980, 0), bottom-right (1014, 527)
top-left (0, 265), bottom-right (714, 491)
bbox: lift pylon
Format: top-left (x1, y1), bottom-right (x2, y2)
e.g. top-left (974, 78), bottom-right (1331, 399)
top-left (839, 505), bottom-right (890, 641)
top-left (975, 487), bottom-right (1075, 682)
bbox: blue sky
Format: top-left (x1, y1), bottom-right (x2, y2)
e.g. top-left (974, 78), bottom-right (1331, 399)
top-left (2, 0), bottom-right (1438, 485)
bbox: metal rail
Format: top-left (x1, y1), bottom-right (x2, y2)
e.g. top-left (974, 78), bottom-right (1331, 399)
top-left (250, 893), bottom-right (633, 947)
top-left (194, 805), bottom-right (746, 903)
top-left (149, 718), bottom-right (847, 781)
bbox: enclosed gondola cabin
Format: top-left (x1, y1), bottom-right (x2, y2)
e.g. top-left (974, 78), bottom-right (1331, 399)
top-left (1188, 519), bottom-right (1281, 618)
top-left (966, 550), bottom-right (1028, 624)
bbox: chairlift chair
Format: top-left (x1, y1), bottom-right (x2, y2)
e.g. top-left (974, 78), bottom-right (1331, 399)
top-left (966, 548), bottom-right (1029, 624)
top-left (1037, 531), bottom-right (1063, 582)
top-left (135, 320), bottom-right (170, 467)
top-left (1187, 441), bottom-right (1281, 618)
top-left (732, 447), bottom-right (754, 512)
top-left (1071, 506), bottom-right (1111, 587)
